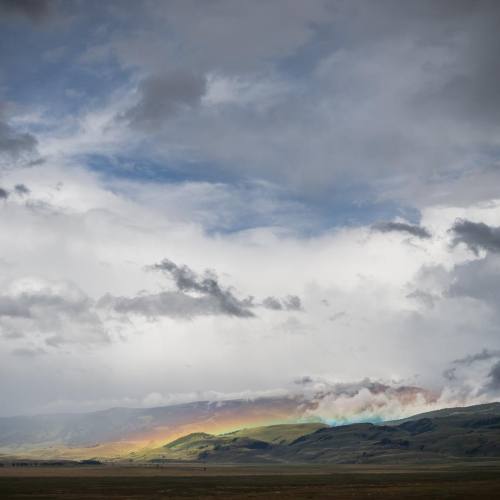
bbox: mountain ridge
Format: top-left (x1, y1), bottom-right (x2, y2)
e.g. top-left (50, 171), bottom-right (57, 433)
top-left (1, 401), bottom-right (499, 463)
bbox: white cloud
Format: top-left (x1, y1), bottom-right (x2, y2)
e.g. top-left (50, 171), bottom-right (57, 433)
top-left (0, 160), bottom-right (498, 415)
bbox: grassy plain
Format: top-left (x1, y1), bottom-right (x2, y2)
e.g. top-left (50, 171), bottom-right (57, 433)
top-left (1, 462), bottom-right (499, 499)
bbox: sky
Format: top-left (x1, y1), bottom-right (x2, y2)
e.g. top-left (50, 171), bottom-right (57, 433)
top-left (1, 0), bottom-right (500, 419)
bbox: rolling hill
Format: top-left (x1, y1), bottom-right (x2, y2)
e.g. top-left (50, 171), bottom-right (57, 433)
top-left (135, 402), bottom-right (500, 464)
top-left (1, 401), bottom-right (499, 464)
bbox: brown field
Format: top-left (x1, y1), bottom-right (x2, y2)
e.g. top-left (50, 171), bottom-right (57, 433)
top-left (1, 462), bottom-right (500, 499)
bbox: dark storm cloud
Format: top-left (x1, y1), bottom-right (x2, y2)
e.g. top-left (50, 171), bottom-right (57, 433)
top-left (452, 348), bottom-right (500, 366)
top-left (450, 219), bottom-right (500, 254)
top-left (122, 72), bottom-right (207, 130)
top-left (0, 119), bottom-right (37, 161)
top-left (0, 187), bottom-right (9, 199)
top-left (0, 0), bottom-right (52, 22)
top-left (373, 221), bottom-right (431, 239)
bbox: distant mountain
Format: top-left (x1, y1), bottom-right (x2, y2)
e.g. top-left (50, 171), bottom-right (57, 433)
top-left (137, 402), bottom-right (500, 464)
top-left (0, 397), bottom-right (310, 459)
top-left (1, 401), bottom-right (499, 463)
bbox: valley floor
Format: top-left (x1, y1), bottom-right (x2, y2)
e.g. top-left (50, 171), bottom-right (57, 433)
top-left (1, 463), bottom-right (500, 499)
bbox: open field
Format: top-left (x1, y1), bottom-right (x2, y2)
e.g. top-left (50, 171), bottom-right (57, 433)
top-left (1, 463), bottom-right (500, 499)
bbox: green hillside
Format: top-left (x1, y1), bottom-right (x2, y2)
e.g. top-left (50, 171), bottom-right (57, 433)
top-left (222, 423), bottom-right (326, 445)
top-left (132, 423), bottom-right (326, 462)
top-left (132, 402), bottom-right (500, 464)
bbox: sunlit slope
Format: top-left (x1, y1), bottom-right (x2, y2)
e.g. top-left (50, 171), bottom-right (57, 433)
top-left (134, 402), bottom-right (500, 464)
top-left (223, 423), bottom-right (327, 444)
top-left (132, 423), bottom-right (326, 462)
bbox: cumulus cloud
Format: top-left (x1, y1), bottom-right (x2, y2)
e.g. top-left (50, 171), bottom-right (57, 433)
top-left (296, 377), bottom-right (441, 424)
top-left (121, 71), bottom-right (207, 130)
top-left (451, 219), bottom-right (500, 254)
top-left (373, 221), bottom-right (431, 239)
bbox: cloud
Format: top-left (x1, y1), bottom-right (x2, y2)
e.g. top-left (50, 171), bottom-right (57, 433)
top-left (0, 0), bottom-right (52, 22)
top-left (0, 119), bottom-right (38, 165)
top-left (373, 221), bottom-right (431, 239)
top-left (262, 296), bottom-right (282, 310)
top-left (14, 184), bottom-right (30, 196)
top-left (99, 290), bottom-right (253, 319)
top-left (100, 259), bottom-right (303, 319)
top-left (11, 347), bottom-right (46, 357)
top-left (0, 188), bottom-right (8, 199)
top-left (100, 259), bottom-right (254, 319)
top-left (262, 295), bottom-right (302, 311)
top-left (151, 258), bottom-right (254, 317)
top-left (486, 361), bottom-right (500, 393)
top-left (298, 377), bottom-right (441, 424)
top-left (452, 348), bottom-right (500, 366)
top-left (63, 0), bottom-right (500, 207)
top-left (451, 219), bottom-right (500, 254)
top-left (121, 71), bottom-right (207, 130)
top-left (0, 278), bottom-right (108, 346)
